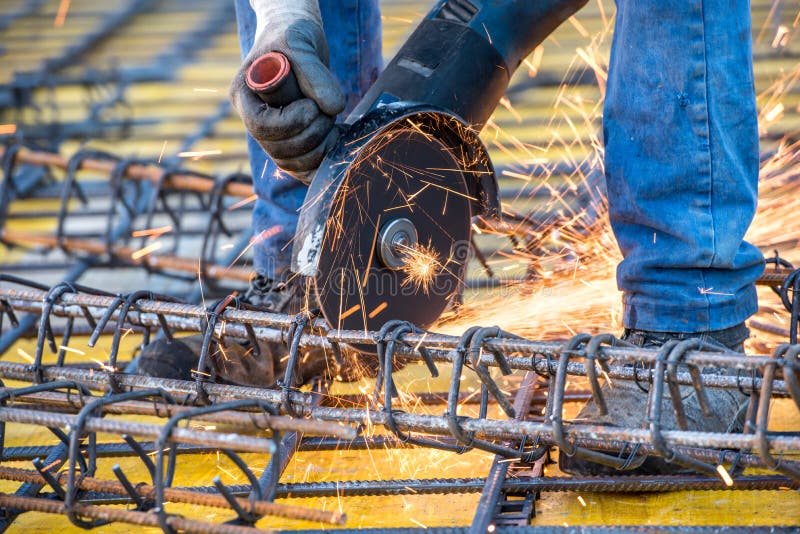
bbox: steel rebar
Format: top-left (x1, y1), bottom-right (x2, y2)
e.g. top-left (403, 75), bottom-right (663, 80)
top-left (0, 388), bottom-right (355, 438)
top-left (0, 406), bottom-right (277, 453)
top-left (0, 466), bottom-right (344, 525)
top-left (0, 493), bottom-right (274, 534)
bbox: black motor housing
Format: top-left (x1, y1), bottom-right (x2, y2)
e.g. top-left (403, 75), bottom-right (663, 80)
top-left (348, 0), bottom-right (589, 129)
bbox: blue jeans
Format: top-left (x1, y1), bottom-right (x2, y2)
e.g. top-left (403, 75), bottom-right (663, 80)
top-left (234, 0), bottom-right (763, 333)
top-left (233, 0), bottom-right (382, 281)
top-left (605, 0), bottom-right (764, 332)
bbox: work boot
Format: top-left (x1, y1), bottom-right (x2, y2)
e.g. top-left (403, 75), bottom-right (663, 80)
top-left (134, 274), bottom-right (355, 387)
top-left (558, 323), bottom-right (751, 476)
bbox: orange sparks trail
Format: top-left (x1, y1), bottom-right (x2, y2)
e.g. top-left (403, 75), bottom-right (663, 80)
top-left (177, 149), bottom-right (222, 159)
top-left (131, 241), bottom-right (162, 260)
top-left (399, 243), bottom-right (442, 295)
top-left (131, 225), bottom-right (173, 239)
top-left (436, 12), bottom-right (800, 358)
top-left (0, 124), bottom-right (17, 135)
top-left (225, 225), bottom-right (283, 271)
top-left (53, 0), bottom-right (70, 27)
top-left (227, 194), bottom-right (258, 211)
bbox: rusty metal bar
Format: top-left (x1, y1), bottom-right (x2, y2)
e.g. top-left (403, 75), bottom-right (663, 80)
top-left (0, 146), bottom-right (253, 198)
top-left (0, 466), bottom-right (344, 525)
top-left (0, 493), bottom-right (274, 534)
top-left (0, 389), bottom-right (355, 437)
top-left (0, 406), bottom-right (279, 453)
top-left (0, 230), bottom-right (252, 282)
top-left (0, 362), bottom-right (795, 464)
top-left (0, 286), bottom-right (792, 395)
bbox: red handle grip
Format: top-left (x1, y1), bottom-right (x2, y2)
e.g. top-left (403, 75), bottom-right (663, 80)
top-left (245, 52), bottom-right (303, 108)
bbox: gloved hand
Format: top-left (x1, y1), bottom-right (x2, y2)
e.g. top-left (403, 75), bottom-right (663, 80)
top-left (229, 0), bottom-right (345, 178)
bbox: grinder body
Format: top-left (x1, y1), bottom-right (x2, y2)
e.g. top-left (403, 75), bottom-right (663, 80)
top-left (348, 0), bottom-right (588, 129)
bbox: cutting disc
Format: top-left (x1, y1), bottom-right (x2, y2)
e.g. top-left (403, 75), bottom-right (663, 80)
top-left (312, 125), bottom-right (472, 347)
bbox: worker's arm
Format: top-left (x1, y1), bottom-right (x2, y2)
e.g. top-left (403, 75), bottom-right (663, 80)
top-left (229, 0), bottom-right (344, 176)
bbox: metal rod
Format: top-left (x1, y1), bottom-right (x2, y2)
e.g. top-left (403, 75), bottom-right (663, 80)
top-left (0, 286), bottom-right (791, 379)
top-left (0, 466), bottom-right (344, 525)
top-left (0, 146), bottom-right (253, 198)
top-left (471, 372), bottom-right (540, 533)
top-left (0, 230), bottom-right (252, 282)
top-left (262, 474), bottom-right (800, 497)
top-left (0, 363), bottom-right (794, 469)
top-left (0, 406), bottom-right (277, 453)
top-left (0, 389), bottom-right (355, 438)
top-left (0, 493), bottom-right (275, 534)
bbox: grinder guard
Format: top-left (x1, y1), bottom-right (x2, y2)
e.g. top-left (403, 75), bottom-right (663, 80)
top-left (290, 0), bottom-right (588, 340)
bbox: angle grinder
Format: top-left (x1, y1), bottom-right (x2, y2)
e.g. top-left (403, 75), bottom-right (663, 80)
top-left (246, 0), bottom-right (587, 350)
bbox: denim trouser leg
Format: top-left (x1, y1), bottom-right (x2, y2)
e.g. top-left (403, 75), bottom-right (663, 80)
top-left (605, 0), bottom-right (765, 332)
top-left (233, 0), bottom-right (382, 280)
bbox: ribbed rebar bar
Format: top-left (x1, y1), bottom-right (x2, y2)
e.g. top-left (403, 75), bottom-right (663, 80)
top-left (0, 389), bottom-right (355, 438)
top-left (0, 146), bottom-right (253, 198)
top-left (0, 287), bottom-right (792, 393)
top-left (0, 364), bottom-right (796, 469)
top-left (266, 474), bottom-right (800, 497)
top-left (0, 406), bottom-right (276, 453)
top-left (0, 466), bottom-right (344, 524)
top-left (0, 493), bottom-right (274, 534)
top-left (0, 231), bottom-right (252, 282)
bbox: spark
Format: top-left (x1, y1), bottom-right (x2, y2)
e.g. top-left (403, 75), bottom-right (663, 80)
top-left (16, 348), bottom-right (34, 363)
top-left (362, 213), bottom-right (382, 287)
top-left (54, 0), bottom-right (70, 27)
top-left (568, 15), bottom-right (590, 37)
top-left (698, 287), bottom-right (734, 296)
top-left (577, 495), bottom-right (587, 507)
top-left (501, 169), bottom-right (533, 181)
top-left (499, 96), bottom-right (523, 123)
top-left (176, 149), bottom-right (222, 159)
top-left (225, 226), bottom-right (282, 270)
top-left (716, 464), bottom-right (734, 487)
top-left (399, 242), bottom-right (442, 295)
top-left (215, 464), bottom-right (238, 482)
top-left (772, 25), bottom-right (791, 48)
top-left (157, 140), bottom-right (167, 163)
top-left (131, 225), bottom-right (173, 238)
top-left (193, 88), bottom-right (219, 93)
top-left (409, 518), bottom-right (428, 529)
top-left (131, 241), bottom-right (162, 260)
top-left (58, 345), bottom-right (85, 356)
top-left (340, 304), bottom-right (361, 320)
top-left (368, 301), bottom-right (389, 319)
top-left (419, 180), bottom-right (477, 201)
top-left (227, 194), bottom-right (258, 211)
top-left (524, 46), bottom-right (545, 78)
top-left (90, 358), bottom-right (116, 372)
top-left (0, 124), bottom-right (17, 135)
top-left (765, 102), bottom-right (784, 122)
top-left (481, 22), bottom-right (492, 44)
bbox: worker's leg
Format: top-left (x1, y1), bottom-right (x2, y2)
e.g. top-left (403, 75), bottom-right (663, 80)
top-left (234, 0), bottom-right (383, 281)
top-left (561, 0), bottom-right (761, 476)
top-left (605, 0), bottom-right (764, 334)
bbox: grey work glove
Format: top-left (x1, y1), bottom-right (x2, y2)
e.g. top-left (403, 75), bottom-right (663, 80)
top-left (229, 0), bottom-right (345, 178)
